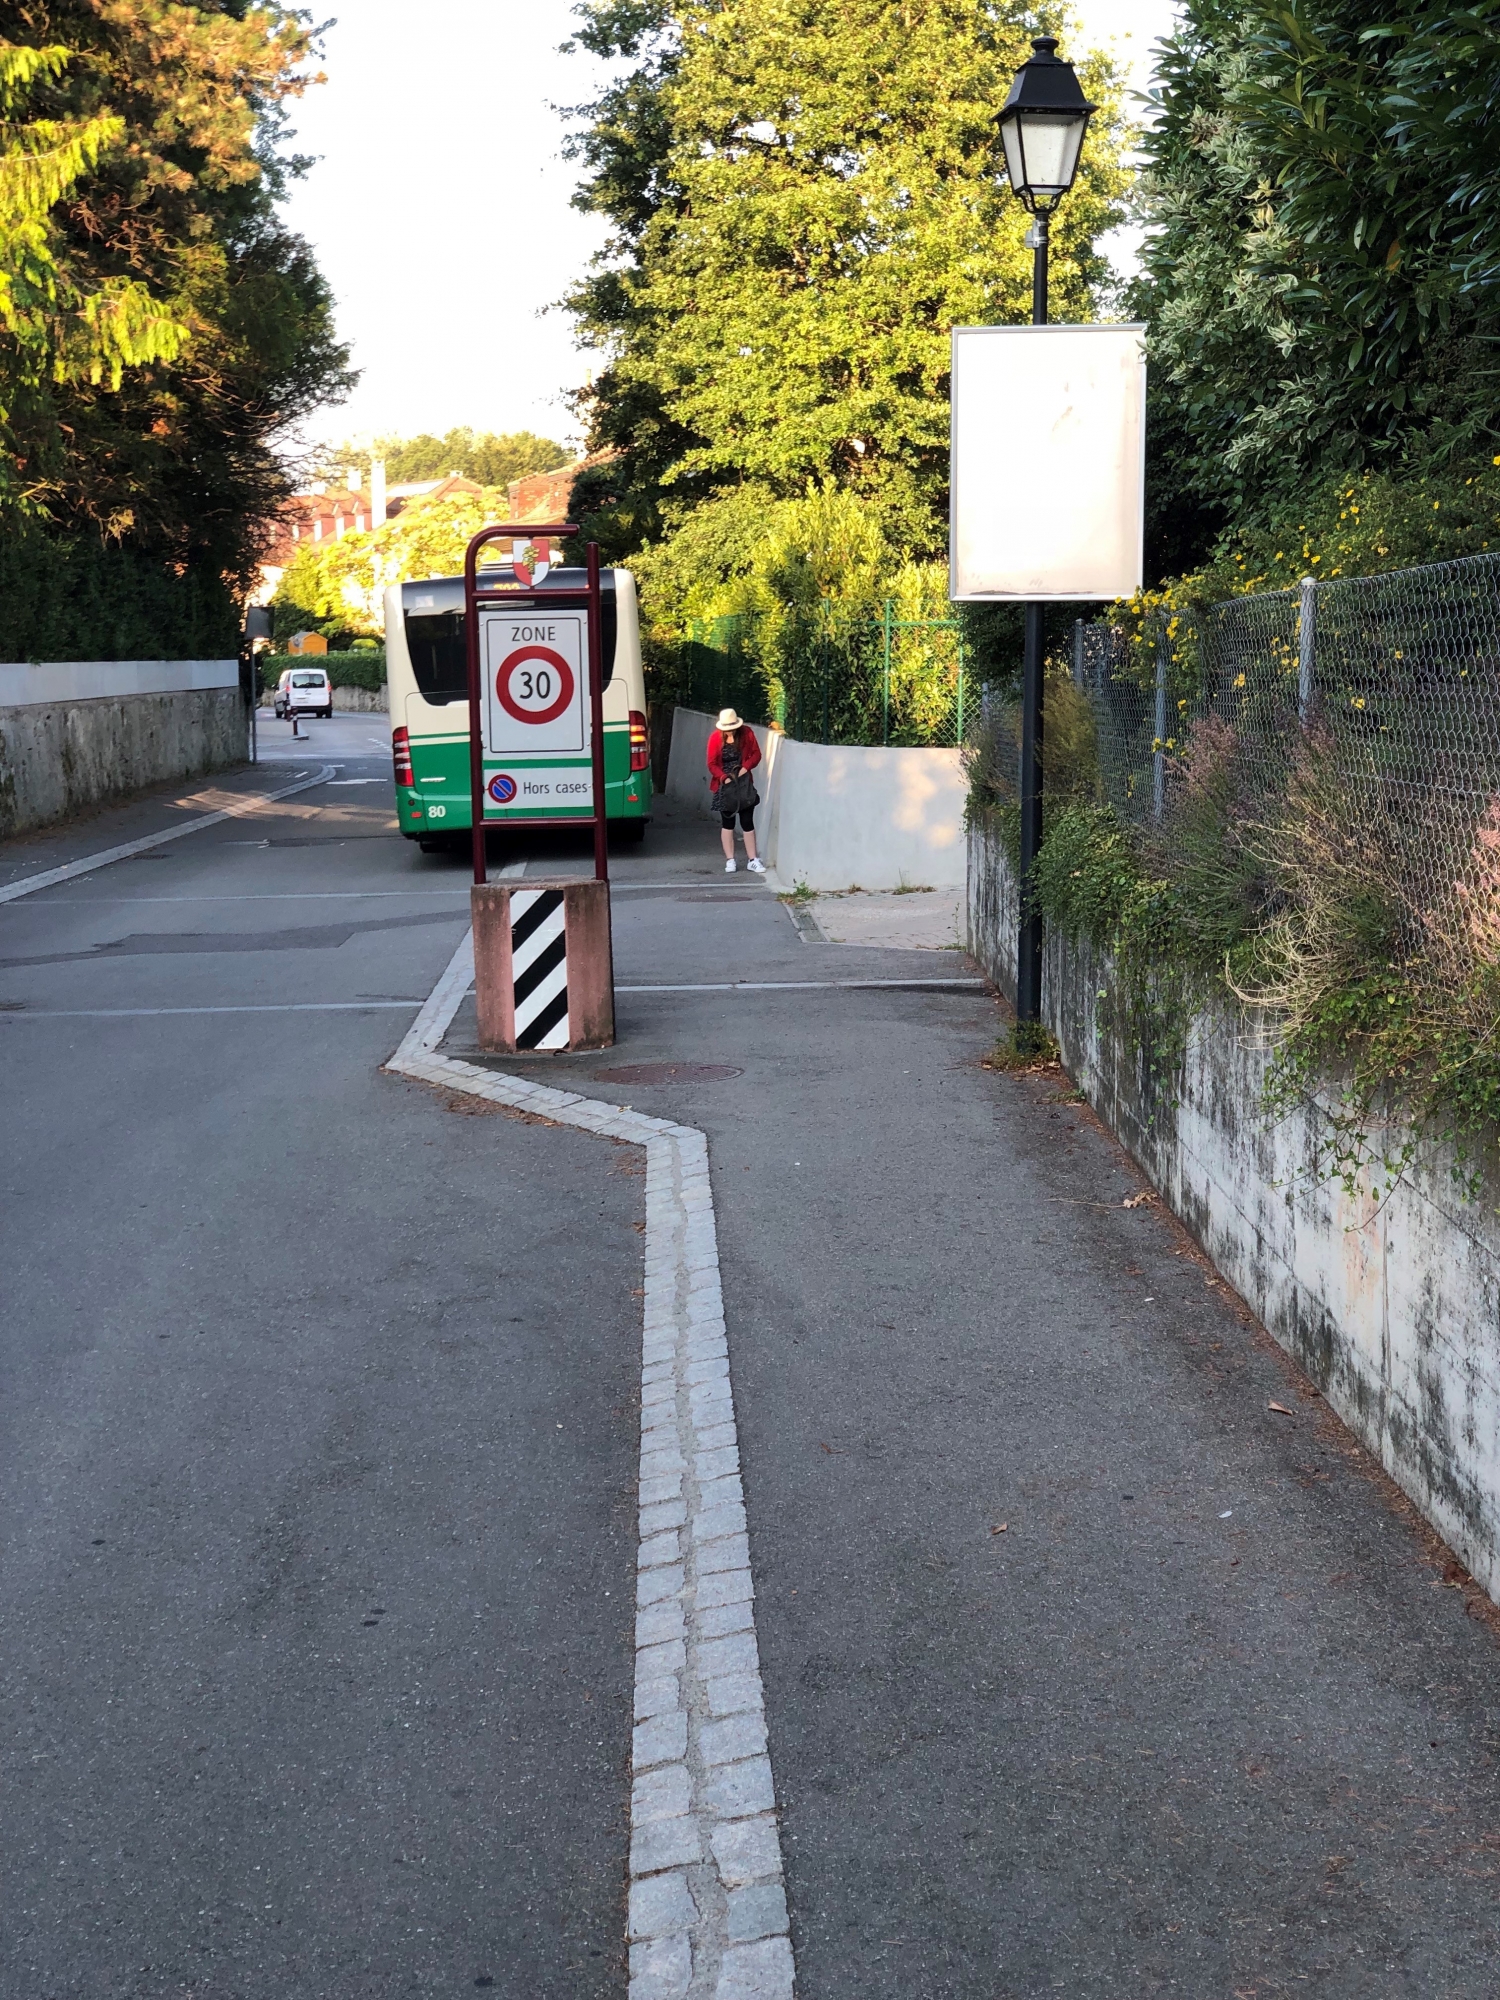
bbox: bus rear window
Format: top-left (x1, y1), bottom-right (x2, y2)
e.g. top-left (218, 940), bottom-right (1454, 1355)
top-left (404, 611), bottom-right (468, 703)
top-left (404, 587), bottom-right (619, 706)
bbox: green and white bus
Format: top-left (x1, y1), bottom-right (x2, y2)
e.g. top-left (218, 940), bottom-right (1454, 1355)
top-left (385, 566), bottom-right (651, 850)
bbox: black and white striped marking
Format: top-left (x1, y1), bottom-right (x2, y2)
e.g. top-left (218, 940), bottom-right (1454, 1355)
top-left (511, 889), bottom-right (569, 1049)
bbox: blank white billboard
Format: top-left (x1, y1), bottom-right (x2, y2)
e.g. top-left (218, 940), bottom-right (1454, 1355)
top-left (950, 323), bottom-right (1146, 601)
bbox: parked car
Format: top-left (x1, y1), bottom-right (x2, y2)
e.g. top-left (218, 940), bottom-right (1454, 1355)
top-left (275, 667), bottom-right (333, 720)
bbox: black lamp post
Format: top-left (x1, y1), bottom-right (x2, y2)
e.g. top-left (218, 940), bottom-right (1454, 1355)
top-left (997, 37), bottom-right (1095, 1025)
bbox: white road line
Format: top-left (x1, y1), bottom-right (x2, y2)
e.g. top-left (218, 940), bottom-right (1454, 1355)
top-left (0, 766), bottom-right (337, 905)
top-left (387, 936), bottom-right (796, 2000)
top-left (13, 878), bottom-right (770, 907)
top-left (619, 977), bottom-right (983, 993)
top-left (506, 881), bottom-right (771, 893)
top-left (1, 1001), bottom-right (423, 1019)
top-left (12, 892), bottom-right (474, 905)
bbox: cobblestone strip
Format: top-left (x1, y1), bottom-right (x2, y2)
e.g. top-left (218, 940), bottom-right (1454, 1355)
top-left (388, 936), bottom-right (796, 2000)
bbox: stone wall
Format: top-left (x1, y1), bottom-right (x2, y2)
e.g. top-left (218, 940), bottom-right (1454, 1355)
top-left (0, 679), bottom-right (247, 839)
top-left (968, 815), bottom-right (1500, 1605)
top-left (331, 684), bottom-right (387, 713)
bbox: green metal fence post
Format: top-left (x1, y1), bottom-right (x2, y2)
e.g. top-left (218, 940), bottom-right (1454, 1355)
top-left (821, 621), bottom-right (830, 744)
top-left (956, 633), bottom-right (966, 744)
top-left (882, 599), bottom-right (892, 746)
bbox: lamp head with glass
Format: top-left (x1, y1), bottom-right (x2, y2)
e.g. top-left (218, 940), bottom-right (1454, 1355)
top-left (997, 36), bottom-right (1097, 214)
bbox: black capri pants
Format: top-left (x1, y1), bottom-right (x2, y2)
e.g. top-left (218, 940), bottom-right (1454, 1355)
top-left (719, 804), bottom-right (756, 832)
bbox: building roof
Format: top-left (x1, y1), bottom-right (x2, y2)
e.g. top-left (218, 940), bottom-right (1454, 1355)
top-left (506, 454), bottom-right (611, 525)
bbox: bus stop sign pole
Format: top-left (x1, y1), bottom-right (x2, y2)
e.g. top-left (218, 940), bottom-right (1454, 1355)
top-left (462, 521), bottom-right (615, 1052)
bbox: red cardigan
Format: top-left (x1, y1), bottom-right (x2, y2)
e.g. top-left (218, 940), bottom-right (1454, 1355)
top-left (707, 726), bottom-right (762, 786)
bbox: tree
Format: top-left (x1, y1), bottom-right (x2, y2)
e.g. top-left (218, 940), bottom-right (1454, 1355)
top-left (1136, 0), bottom-right (1500, 541)
top-left (0, 38), bottom-right (185, 510)
top-left (315, 427), bottom-right (567, 488)
top-left (566, 0), bottom-right (1130, 595)
top-left (1, 1), bottom-right (353, 614)
top-left (272, 485), bottom-right (519, 638)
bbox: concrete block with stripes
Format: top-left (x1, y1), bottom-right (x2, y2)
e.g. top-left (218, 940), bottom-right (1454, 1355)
top-left (471, 878), bottom-right (615, 1052)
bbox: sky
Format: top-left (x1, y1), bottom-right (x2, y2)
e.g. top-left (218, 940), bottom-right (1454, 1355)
top-left (279, 0), bottom-right (1180, 461)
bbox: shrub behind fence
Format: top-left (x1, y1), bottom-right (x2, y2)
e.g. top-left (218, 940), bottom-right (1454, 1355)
top-left (1076, 550), bottom-right (1500, 965)
top-left (679, 604), bottom-right (970, 747)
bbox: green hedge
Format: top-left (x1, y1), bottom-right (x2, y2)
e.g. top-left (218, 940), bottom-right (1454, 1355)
top-left (259, 649), bottom-right (386, 693)
top-left (0, 525), bottom-right (239, 660)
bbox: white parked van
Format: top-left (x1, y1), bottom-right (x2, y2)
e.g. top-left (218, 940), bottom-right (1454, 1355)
top-left (275, 667), bottom-right (333, 720)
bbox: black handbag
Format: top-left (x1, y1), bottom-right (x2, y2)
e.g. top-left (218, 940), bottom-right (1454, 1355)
top-left (713, 769), bottom-right (759, 815)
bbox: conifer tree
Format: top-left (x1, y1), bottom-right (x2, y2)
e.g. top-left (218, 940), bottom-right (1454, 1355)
top-left (0, 38), bottom-right (185, 501)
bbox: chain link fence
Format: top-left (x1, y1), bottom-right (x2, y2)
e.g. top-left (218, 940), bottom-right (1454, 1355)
top-left (678, 604), bottom-right (970, 747)
top-left (1074, 550), bottom-right (1500, 968)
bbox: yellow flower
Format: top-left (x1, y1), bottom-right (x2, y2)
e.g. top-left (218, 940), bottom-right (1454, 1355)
top-left (1233, 672), bottom-right (1246, 688)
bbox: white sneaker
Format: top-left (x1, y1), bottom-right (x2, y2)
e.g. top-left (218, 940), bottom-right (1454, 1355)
top-left (725, 858), bottom-right (737, 872)
top-left (746, 857), bottom-right (766, 874)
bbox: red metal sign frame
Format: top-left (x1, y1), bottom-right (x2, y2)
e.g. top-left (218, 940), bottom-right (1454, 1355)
top-left (462, 521), bottom-right (609, 885)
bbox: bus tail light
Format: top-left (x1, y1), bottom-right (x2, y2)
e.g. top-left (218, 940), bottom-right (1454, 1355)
top-left (629, 710), bottom-right (650, 772)
top-left (392, 726), bottom-right (414, 786)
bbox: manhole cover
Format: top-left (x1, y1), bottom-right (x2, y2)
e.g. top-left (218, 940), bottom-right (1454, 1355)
top-left (593, 1062), bottom-right (744, 1084)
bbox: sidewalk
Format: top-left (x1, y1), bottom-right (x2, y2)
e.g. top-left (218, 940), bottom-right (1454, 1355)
top-left (0, 710), bottom-right (390, 897)
top-left (0, 754), bottom-right (301, 895)
top-left (452, 796), bottom-right (1500, 1997)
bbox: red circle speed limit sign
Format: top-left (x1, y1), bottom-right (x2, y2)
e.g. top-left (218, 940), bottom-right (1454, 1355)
top-left (496, 645), bottom-right (575, 726)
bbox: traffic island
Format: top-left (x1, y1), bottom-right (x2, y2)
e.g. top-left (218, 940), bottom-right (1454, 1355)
top-left (471, 878), bottom-right (615, 1052)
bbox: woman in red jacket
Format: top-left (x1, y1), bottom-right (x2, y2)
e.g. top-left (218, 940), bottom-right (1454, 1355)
top-left (706, 707), bottom-right (766, 874)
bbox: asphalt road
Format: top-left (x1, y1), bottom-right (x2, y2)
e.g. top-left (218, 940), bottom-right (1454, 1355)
top-left (7, 717), bottom-right (1500, 1998)
top-left (0, 721), bottom-right (643, 1998)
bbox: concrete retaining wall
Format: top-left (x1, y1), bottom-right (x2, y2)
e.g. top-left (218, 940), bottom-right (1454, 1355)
top-left (665, 706), bottom-right (965, 891)
top-left (0, 662), bottom-right (247, 838)
top-left (967, 816), bottom-right (1500, 1605)
top-left (762, 736), bottom-right (964, 891)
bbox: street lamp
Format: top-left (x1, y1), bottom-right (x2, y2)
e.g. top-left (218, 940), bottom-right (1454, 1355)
top-left (997, 35), bottom-right (1095, 1028)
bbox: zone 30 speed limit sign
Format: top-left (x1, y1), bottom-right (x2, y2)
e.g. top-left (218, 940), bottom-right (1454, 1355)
top-left (481, 610), bottom-right (588, 755)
